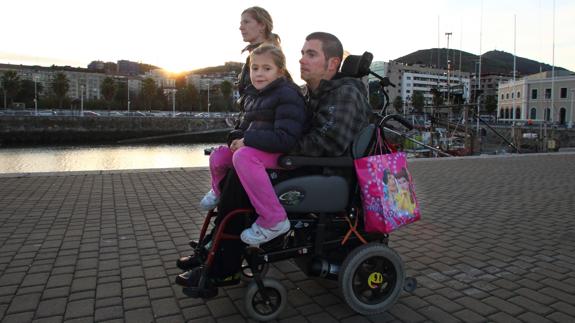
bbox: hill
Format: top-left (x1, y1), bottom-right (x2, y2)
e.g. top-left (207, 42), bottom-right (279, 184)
top-left (189, 62), bottom-right (243, 75)
top-left (394, 48), bottom-right (570, 76)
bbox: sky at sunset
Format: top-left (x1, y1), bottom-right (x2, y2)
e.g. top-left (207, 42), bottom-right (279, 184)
top-left (2, 0), bottom-right (574, 81)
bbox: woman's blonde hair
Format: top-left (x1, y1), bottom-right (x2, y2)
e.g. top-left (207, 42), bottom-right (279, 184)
top-left (250, 45), bottom-right (292, 81)
top-left (242, 6), bottom-right (281, 46)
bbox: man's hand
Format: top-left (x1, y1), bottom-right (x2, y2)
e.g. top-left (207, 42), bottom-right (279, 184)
top-left (230, 138), bottom-right (245, 152)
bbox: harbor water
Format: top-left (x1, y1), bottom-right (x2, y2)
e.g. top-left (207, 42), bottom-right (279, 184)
top-left (0, 143), bottom-right (218, 174)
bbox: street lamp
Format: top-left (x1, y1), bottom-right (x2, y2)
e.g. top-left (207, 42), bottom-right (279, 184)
top-left (127, 79), bottom-right (131, 113)
top-left (207, 79), bottom-right (211, 115)
top-left (80, 84), bottom-right (85, 117)
top-left (569, 89), bottom-right (574, 128)
top-left (33, 75), bottom-right (39, 116)
top-left (171, 89), bottom-right (177, 117)
top-left (445, 32), bottom-right (452, 105)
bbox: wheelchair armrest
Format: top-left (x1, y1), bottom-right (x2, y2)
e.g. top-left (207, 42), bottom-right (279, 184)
top-left (278, 155), bottom-right (353, 169)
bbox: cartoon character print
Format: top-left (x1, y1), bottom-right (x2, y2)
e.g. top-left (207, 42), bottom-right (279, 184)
top-left (359, 152), bottom-right (420, 232)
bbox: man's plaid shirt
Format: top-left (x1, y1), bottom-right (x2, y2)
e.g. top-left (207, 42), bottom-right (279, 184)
top-left (293, 76), bottom-right (371, 157)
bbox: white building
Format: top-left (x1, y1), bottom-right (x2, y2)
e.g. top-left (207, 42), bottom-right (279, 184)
top-left (369, 61), bottom-right (470, 106)
top-left (498, 70), bottom-right (575, 126)
top-left (0, 63), bottom-right (143, 101)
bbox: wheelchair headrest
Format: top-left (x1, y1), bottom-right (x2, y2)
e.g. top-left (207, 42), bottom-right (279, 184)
top-left (341, 52), bottom-right (373, 78)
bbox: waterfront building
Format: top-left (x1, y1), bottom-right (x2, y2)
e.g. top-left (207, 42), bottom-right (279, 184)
top-left (470, 74), bottom-right (512, 101)
top-left (145, 69), bottom-right (176, 88)
top-left (369, 61), bottom-right (470, 107)
top-left (498, 70), bottom-right (575, 125)
top-left (0, 63), bottom-right (142, 102)
top-left (117, 60), bottom-right (139, 75)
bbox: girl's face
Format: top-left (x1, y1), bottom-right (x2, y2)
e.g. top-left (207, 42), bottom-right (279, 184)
top-left (239, 13), bottom-right (265, 44)
top-left (250, 53), bottom-right (283, 90)
top-left (398, 176), bottom-right (410, 192)
top-left (387, 174), bottom-right (397, 193)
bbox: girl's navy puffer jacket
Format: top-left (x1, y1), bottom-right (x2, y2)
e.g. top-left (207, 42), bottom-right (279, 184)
top-left (233, 77), bottom-right (307, 153)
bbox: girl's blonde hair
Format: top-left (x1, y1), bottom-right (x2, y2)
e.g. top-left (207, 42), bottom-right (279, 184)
top-left (250, 45), bottom-right (292, 81)
top-left (242, 6), bottom-right (281, 46)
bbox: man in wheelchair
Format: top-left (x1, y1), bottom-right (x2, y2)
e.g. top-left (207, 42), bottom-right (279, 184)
top-left (175, 32), bottom-right (412, 321)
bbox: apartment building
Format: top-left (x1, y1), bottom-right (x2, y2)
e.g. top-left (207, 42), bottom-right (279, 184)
top-left (369, 61), bottom-right (470, 106)
top-left (0, 63), bottom-right (143, 101)
top-left (498, 70), bottom-right (575, 125)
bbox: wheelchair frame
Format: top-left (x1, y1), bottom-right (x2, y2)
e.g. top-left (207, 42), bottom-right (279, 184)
top-left (179, 52), bottom-right (419, 321)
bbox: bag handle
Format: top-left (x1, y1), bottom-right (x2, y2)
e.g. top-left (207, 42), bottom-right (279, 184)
top-left (369, 127), bottom-right (392, 155)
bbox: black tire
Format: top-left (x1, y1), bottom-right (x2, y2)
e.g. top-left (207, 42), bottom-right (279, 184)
top-left (244, 278), bottom-right (287, 321)
top-left (338, 243), bottom-right (404, 315)
top-left (240, 258), bottom-right (270, 283)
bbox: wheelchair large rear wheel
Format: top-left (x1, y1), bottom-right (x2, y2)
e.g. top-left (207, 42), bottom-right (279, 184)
top-left (338, 243), bottom-right (404, 315)
top-left (244, 278), bottom-right (287, 321)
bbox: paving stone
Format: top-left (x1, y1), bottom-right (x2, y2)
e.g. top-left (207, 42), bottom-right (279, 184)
top-left (64, 298), bottom-right (95, 319)
top-left (94, 305), bottom-right (123, 321)
top-left (123, 296), bottom-right (151, 311)
top-left (453, 309), bottom-right (487, 323)
top-left (205, 297), bottom-right (237, 318)
top-left (36, 297), bottom-right (68, 318)
top-left (6, 293), bottom-right (41, 314)
top-left (546, 311), bottom-right (575, 323)
top-left (151, 297), bottom-right (181, 318)
top-left (1, 312), bottom-right (35, 323)
top-left (388, 303), bottom-right (426, 322)
top-left (1, 156), bottom-right (575, 322)
top-left (124, 308), bottom-right (155, 323)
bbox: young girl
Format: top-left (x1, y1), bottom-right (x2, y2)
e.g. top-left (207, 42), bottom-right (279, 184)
top-left (201, 45), bottom-right (307, 245)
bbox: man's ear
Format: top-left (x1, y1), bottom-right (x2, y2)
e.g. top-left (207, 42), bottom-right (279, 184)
top-left (327, 57), bottom-right (342, 73)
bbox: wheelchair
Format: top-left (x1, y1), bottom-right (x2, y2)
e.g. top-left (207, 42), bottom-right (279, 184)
top-left (179, 52), bottom-right (418, 321)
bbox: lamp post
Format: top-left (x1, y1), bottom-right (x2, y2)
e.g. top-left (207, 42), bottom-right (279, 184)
top-left (207, 79), bottom-right (211, 115)
top-left (172, 89), bottom-right (177, 117)
top-left (445, 32), bottom-right (452, 105)
top-left (569, 89), bottom-right (574, 128)
top-left (127, 79), bottom-right (131, 113)
top-left (33, 75), bottom-right (39, 116)
top-left (80, 84), bottom-right (84, 117)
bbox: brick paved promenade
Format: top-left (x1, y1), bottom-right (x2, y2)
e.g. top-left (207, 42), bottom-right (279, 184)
top-left (1, 153), bottom-right (574, 323)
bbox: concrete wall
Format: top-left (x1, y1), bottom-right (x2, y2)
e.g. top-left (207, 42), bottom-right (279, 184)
top-left (0, 116), bottom-right (230, 145)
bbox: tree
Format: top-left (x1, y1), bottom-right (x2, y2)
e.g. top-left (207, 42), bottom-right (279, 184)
top-left (393, 96), bottom-right (404, 114)
top-left (52, 73), bottom-right (69, 109)
top-left (484, 95), bottom-right (498, 114)
top-left (141, 78), bottom-right (156, 110)
top-left (176, 84), bottom-right (199, 111)
top-left (16, 79), bottom-right (43, 108)
top-left (101, 77), bottom-right (117, 114)
top-left (1, 71), bottom-right (21, 109)
top-left (220, 80), bottom-right (233, 111)
top-left (412, 91), bottom-right (425, 113)
top-left (114, 81), bottom-right (128, 109)
top-left (430, 88), bottom-right (443, 108)
top-left (368, 81), bottom-right (383, 110)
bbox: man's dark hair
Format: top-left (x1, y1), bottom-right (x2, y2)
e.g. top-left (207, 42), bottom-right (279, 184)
top-left (306, 32), bottom-right (343, 61)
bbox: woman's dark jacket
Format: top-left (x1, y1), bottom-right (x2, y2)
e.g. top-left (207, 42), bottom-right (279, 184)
top-left (227, 78), bottom-right (307, 153)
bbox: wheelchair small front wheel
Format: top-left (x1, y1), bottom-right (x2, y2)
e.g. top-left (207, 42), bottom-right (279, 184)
top-left (244, 278), bottom-right (287, 321)
top-left (339, 243), bottom-right (405, 315)
top-left (240, 258), bottom-right (270, 282)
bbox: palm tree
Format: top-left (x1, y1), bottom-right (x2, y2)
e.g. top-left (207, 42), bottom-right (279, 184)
top-left (220, 80), bottom-right (233, 111)
top-left (412, 91), bottom-right (425, 113)
top-left (1, 71), bottom-right (20, 109)
top-left (52, 73), bottom-right (69, 109)
top-left (141, 78), bottom-right (156, 111)
top-left (393, 96), bottom-right (404, 114)
top-left (101, 77), bottom-right (117, 114)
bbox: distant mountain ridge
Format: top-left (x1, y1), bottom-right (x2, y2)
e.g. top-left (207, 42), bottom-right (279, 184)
top-left (394, 48), bottom-right (570, 76)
